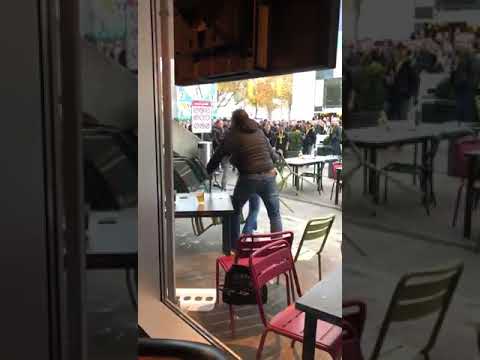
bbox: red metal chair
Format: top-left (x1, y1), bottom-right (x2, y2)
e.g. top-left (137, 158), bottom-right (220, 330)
top-left (342, 301), bottom-right (367, 360)
top-left (215, 231), bottom-right (294, 335)
top-left (330, 162), bottom-right (343, 203)
top-left (249, 240), bottom-right (342, 360)
top-left (450, 136), bottom-right (480, 227)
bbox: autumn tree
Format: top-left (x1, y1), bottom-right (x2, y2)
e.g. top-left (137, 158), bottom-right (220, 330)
top-left (216, 80), bottom-right (246, 110)
top-left (274, 74), bottom-right (293, 120)
top-left (256, 78), bottom-right (279, 120)
top-left (245, 79), bottom-right (259, 117)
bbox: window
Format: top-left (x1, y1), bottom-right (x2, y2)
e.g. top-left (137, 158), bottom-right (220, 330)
top-left (323, 78), bottom-right (342, 108)
top-left (316, 69), bottom-right (334, 80)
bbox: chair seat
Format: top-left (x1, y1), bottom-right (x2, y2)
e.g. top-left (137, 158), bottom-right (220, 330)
top-left (217, 255), bottom-right (248, 272)
top-left (383, 163), bottom-right (421, 174)
top-left (217, 255), bottom-right (264, 272)
top-left (269, 304), bottom-right (342, 349)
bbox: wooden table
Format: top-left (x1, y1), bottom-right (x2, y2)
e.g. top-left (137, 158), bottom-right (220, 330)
top-left (464, 149), bottom-right (480, 242)
top-left (346, 122), bottom-right (473, 202)
top-left (296, 266), bottom-right (342, 360)
top-left (285, 155), bottom-right (340, 191)
top-left (175, 192), bottom-right (235, 255)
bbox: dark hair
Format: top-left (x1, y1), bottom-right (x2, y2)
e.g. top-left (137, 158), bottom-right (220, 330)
top-left (231, 109), bottom-right (258, 133)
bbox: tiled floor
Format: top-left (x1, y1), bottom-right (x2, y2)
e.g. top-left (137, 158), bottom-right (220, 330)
top-left (174, 171), bottom-right (342, 359)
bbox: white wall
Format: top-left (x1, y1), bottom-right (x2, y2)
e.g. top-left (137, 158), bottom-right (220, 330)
top-left (347, 0), bottom-right (415, 40)
top-left (291, 71), bottom-right (317, 120)
top-left (436, 9), bottom-right (480, 24)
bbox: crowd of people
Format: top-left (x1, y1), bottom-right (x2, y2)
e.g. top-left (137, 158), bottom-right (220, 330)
top-left (202, 110), bottom-right (340, 251)
top-left (183, 113), bottom-right (343, 159)
top-left (343, 23), bottom-right (480, 128)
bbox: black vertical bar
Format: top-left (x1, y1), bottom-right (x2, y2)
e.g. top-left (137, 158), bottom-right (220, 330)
top-left (59, 0), bottom-right (86, 359)
top-left (369, 148), bottom-right (378, 202)
top-left (363, 148), bottom-right (368, 194)
top-left (222, 215), bottom-right (233, 255)
top-left (464, 155), bottom-right (476, 239)
top-left (302, 314), bottom-right (317, 360)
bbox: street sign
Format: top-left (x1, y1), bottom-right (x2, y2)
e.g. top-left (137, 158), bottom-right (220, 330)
top-left (191, 100), bottom-right (213, 133)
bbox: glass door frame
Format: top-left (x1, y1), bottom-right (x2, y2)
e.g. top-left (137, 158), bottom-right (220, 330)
top-left (138, 1), bottom-right (240, 357)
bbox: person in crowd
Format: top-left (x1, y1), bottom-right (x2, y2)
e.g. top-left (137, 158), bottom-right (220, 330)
top-left (275, 124), bottom-right (289, 156)
top-left (263, 122), bottom-right (276, 147)
top-left (212, 119), bottom-right (230, 190)
top-left (302, 122), bottom-right (316, 155)
top-left (387, 44), bottom-right (417, 120)
top-left (207, 109), bottom-right (282, 252)
top-left (452, 42), bottom-right (480, 122)
top-left (315, 119), bottom-right (326, 135)
top-left (329, 118), bottom-right (342, 155)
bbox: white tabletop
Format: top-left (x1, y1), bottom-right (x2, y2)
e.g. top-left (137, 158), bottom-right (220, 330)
top-left (285, 155), bottom-right (340, 166)
top-left (346, 122), bottom-right (472, 147)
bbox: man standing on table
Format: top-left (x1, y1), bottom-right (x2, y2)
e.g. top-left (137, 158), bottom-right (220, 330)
top-left (207, 109), bottom-right (283, 252)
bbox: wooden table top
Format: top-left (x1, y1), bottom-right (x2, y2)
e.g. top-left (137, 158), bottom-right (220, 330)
top-left (174, 192), bottom-right (234, 218)
top-left (295, 266), bottom-right (342, 326)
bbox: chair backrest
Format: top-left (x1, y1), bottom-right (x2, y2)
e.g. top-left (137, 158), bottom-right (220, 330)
top-left (449, 136), bottom-right (480, 178)
top-left (138, 338), bottom-right (229, 360)
top-left (348, 111), bottom-right (381, 129)
top-left (371, 261), bottom-right (464, 360)
top-left (249, 240), bottom-right (301, 327)
top-left (235, 231), bottom-right (294, 261)
top-left (332, 162), bottom-right (343, 180)
top-left (317, 145), bottom-right (335, 156)
top-left (297, 216), bottom-right (335, 258)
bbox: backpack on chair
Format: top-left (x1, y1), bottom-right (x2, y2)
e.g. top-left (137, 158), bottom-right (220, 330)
top-left (222, 264), bottom-right (268, 305)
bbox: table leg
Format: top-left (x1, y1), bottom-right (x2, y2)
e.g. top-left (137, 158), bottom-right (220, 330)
top-left (302, 314), bottom-right (317, 360)
top-left (363, 149), bottom-right (368, 195)
top-left (413, 144), bottom-right (418, 185)
top-left (421, 139), bottom-right (429, 206)
top-left (368, 148), bottom-right (379, 203)
top-left (319, 163), bottom-right (325, 192)
top-left (222, 215), bottom-right (232, 255)
top-left (294, 166), bottom-right (300, 191)
top-left (464, 157), bottom-right (476, 239)
top-left (335, 169), bottom-right (341, 205)
top-left (292, 165), bottom-right (296, 187)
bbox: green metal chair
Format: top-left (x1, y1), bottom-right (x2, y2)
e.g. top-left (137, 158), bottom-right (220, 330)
top-left (275, 155), bottom-right (295, 193)
top-left (370, 261), bottom-right (463, 360)
top-left (293, 215), bottom-right (335, 280)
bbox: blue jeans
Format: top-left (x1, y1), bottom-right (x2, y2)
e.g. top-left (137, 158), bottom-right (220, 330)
top-left (242, 194), bottom-right (260, 235)
top-left (231, 174), bottom-right (283, 249)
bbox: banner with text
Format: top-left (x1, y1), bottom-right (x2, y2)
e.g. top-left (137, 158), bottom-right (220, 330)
top-left (191, 100), bottom-right (213, 133)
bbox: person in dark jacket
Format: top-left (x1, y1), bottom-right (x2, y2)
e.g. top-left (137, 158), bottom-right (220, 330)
top-left (274, 125), bottom-right (289, 156)
top-left (207, 109), bottom-right (282, 251)
top-left (302, 123), bottom-right (316, 155)
top-left (211, 119), bottom-right (230, 189)
top-left (263, 123), bottom-right (276, 147)
top-left (212, 119), bottom-right (226, 151)
top-left (452, 46), bottom-right (479, 123)
top-left (388, 45), bottom-right (417, 120)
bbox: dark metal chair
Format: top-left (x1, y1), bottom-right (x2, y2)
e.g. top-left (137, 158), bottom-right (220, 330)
top-left (370, 261), bottom-right (463, 360)
top-left (138, 338), bottom-right (229, 360)
top-left (383, 136), bottom-right (441, 215)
